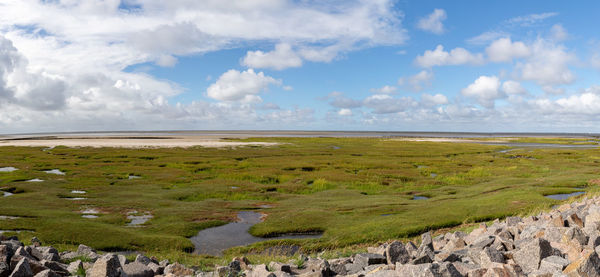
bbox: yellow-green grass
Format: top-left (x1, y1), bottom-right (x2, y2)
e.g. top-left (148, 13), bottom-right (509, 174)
top-left (0, 137), bottom-right (599, 267)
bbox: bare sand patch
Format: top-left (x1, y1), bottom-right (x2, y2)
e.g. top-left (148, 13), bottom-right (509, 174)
top-left (0, 136), bottom-right (278, 148)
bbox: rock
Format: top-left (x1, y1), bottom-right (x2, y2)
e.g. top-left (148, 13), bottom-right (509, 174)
top-left (146, 262), bottom-right (162, 275)
top-left (32, 269), bottom-right (60, 277)
top-left (67, 260), bottom-right (83, 275)
top-left (539, 255), bottom-right (569, 272)
top-left (246, 264), bottom-right (275, 277)
top-left (9, 258), bottom-right (33, 277)
top-left (451, 262), bottom-right (479, 276)
top-left (585, 205), bottom-right (600, 227)
top-left (164, 262), bottom-right (194, 276)
top-left (10, 255), bottom-right (46, 275)
top-left (354, 253), bottom-right (386, 268)
top-left (411, 247), bottom-right (434, 265)
top-left (117, 255), bottom-right (127, 267)
top-left (368, 244), bottom-right (387, 256)
top-left (395, 263), bottom-right (438, 277)
top-left (470, 236), bottom-right (495, 250)
top-left (30, 238), bottom-right (41, 248)
top-left (134, 255), bottom-right (151, 266)
top-left (1, 241), bottom-right (23, 253)
top-left (512, 238), bottom-right (552, 273)
top-left (123, 262), bottom-right (153, 277)
top-left (328, 258), bottom-right (350, 276)
top-left (232, 257), bottom-right (251, 271)
top-left (483, 263), bottom-right (525, 277)
top-left (405, 242), bottom-right (418, 258)
top-left (386, 241), bottom-right (410, 265)
top-left (479, 247), bottom-right (505, 267)
top-left (86, 254), bottom-right (123, 277)
top-left (420, 232), bottom-right (434, 252)
top-left (299, 258), bottom-right (331, 276)
top-left (568, 213), bottom-right (584, 228)
top-left (40, 260), bottom-right (67, 275)
top-left (506, 216), bottom-right (522, 226)
top-left (563, 250), bottom-right (600, 276)
top-left (31, 247), bottom-right (59, 262)
top-left (0, 245), bottom-right (14, 264)
top-left (227, 260), bottom-right (241, 273)
top-left (268, 261), bottom-right (291, 273)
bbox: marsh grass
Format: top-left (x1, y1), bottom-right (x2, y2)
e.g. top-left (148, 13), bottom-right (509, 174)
top-left (0, 137), bottom-right (598, 267)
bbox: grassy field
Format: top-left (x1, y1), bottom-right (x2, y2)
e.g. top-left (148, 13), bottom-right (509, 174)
top-left (0, 137), bottom-right (599, 267)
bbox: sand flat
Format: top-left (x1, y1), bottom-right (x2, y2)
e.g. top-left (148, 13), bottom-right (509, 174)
top-left (0, 136), bottom-right (278, 148)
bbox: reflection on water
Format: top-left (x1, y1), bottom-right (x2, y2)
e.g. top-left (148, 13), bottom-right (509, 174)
top-left (45, 169), bottom-right (65, 175)
top-left (485, 142), bottom-right (597, 149)
top-left (413, 196), bottom-right (429, 200)
top-left (545, 191), bottom-right (585, 200)
top-left (0, 167), bottom-right (18, 172)
top-left (26, 179), bottom-right (44, 182)
top-left (191, 211), bottom-right (322, 256)
top-left (127, 211), bottom-right (153, 227)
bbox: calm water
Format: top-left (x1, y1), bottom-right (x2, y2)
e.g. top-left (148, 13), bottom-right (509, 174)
top-left (190, 211), bottom-right (322, 256)
top-left (545, 191), bottom-right (585, 200)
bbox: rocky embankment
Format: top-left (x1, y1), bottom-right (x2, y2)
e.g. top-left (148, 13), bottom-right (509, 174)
top-left (5, 196), bottom-right (600, 276)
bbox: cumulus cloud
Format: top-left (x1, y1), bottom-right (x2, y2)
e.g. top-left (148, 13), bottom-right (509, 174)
top-left (550, 24), bottom-right (568, 41)
top-left (486, 38), bottom-right (530, 62)
top-left (415, 45), bottom-right (484, 67)
top-left (242, 43), bottom-right (302, 70)
top-left (338, 108), bottom-right (352, 116)
top-left (363, 94), bottom-right (417, 114)
top-left (461, 75), bottom-right (504, 108)
top-left (421, 93), bottom-right (448, 106)
top-left (417, 9), bottom-right (447, 34)
top-left (206, 69), bottom-right (281, 102)
top-left (327, 92), bottom-right (362, 109)
top-left (398, 70), bottom-right (433, 92)
top-left (501, 80), bottom-right (527, 95)
top-left (370, 85), bottom-right (397, 94)
top-left (517, 38), bottom-right (575, 86)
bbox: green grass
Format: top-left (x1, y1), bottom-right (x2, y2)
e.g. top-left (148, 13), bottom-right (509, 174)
top-left (0, 137), bottom-right (599, 267)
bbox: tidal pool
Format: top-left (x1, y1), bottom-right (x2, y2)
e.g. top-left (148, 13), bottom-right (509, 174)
top-left (0, 167), bottom-right (18, 172)
top-left (44, 169), bottom-right (65, 175)
top-left (545, 191), bottom-right (585, 200)
top-left (26, 179), bottom-right (44, 182)
top-left (127, 211), bottom-right (153, 227)
top-left (190, 211), bottom-right (322, 256)
top-left (3, 192), bottom-right (13, 197)
top-left (128, 175), bottom-right (141, 179)
top-left (413, 196), bottom-right (429, 200)
top-left (71, 190), bottom-right (86, 194)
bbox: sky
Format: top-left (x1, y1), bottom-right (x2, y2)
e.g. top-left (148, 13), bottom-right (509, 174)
top-left (1, 0), bottom-right (600, 133)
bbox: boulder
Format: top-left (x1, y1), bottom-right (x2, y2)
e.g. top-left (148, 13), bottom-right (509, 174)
top-left (31, 247), bottom-right (59, 262)
top-left (512, 238), bottom-right (552, 273)
top-left (479, 247), bottom-right (505, 267)
top-left (66, 260), bottom-right (83, 275)
top-left (354, 253), bottom-right (386, 268)
top-left (539, 255), bottom-right (569, 272)
top-left (9, 258), bottom-right (33, 277)
top-left (164, 262), bottom-right (194, 276)
top-left (386, 241), bottom-right (410, 265)
top-left (122, 262), bottom-right (153, 277)
top-left (420, 232), bottom-right (434, 252)
top-left (268, 261), bottom-right (291, 273)
top-left (32, 269), bottom-right (60, 277)
top-left (563, 250), bottom-right (600, 276)
top-left (395, 263), bottom-right (438, 277)
top-left (86, 254), bottom-right (123, 277)
top-left (134, 255), bottom-right (151, 266)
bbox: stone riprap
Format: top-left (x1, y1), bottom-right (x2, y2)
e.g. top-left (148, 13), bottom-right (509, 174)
top-left (5, 196), bottom-right (600, 276)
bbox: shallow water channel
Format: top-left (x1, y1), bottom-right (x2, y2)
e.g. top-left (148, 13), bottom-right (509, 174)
top-left (545, 191), bottom-right (585, 200)
top-left (190, 211), bottom-right (322, 256)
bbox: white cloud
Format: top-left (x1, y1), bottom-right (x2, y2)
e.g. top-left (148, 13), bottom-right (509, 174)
top-left (421, 93), bottom-right (448, 106)
top-left (517, 38), bottom-right (575, 86)
top-left (501, 80), bottom-right (526, 95)
top-left (0, 0), bottom-right (407, 132)
top-left (417, 9), bottom-right (447, 34)
top-left (466, 31), bottom-right (509, 45)
top-left (415, 45), bottom-right (484, 67)
top-left (242, 43), bottom-right (302, 70)
top-left (398, 70), bottom-right (433, 92)
top-left (506, 12), bottom-right (558, 26)
top-left (461, 75), bottom-right (504, 108)
top-left (363, 94), bottom-right (417, 114)
top-left (327, 92), bottom-right (362, 109)
top-left (485, 38), bottom-right (530, 62)
top-left (532, 86), bottom-right (600, 115)
top-left (206, 69), bottom-right (281, 102)
top-left (370, 85), bottom-right (397, 94)
top-left (156, 54), bottom-right (178, 67)
top-left (338, 108), bottom-right (352, 116)
top-left (550, 24), bottom-right (568, 41)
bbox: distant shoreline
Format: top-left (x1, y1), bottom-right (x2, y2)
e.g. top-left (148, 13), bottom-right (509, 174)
top-left (2, 130), bottom-right (600, 139)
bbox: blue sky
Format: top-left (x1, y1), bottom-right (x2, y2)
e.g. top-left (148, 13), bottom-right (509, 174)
top-left (1, 0), bottom-right (600, 133)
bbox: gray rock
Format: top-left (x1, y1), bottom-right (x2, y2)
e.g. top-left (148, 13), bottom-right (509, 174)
top-left (134, 255), bottom-right (151, 266)
top-left (246, 264), bottom-right (275, 277)
top-left (0, 245), bottom-right (14, 264)
top-left (512, 238), bottom-right (552, 273)
top-left (299, 258), bottom-right (331, 276)
top-left (30, 238), bottom-right (41, 248)
top-left (451, 262), bottom-right (479, 276)
top-left (328, 258), bottom-right (350, 276)
top-left (420, 232), bottom-right (434, 252)
top-left (563, 251), bottom-right (600, 276)
top-left (479, 247), bottom-right (505, 267)
top-left (9, 258), bottom-right (33, 277)
top-left (405, 242), bottom-right (418, 258)
top-left (164, 262), bottom-right (194, 276)
top-left (146, 262), bottom-right (162, 275)
top-left (539, 255), bottom-right (569, 272)
top-left (470, 236), bottom-right (495, 250)
top-left (39, 260), bottom-right (67, 275)
top-left (86, 254), bottom-right (123, 277)
top-left (66, 260), bottom-right (83, 275)
top-left (395, 263), bottom-right (438, 277)
top-left (354, 253), bottom-right (387, 268)
top-left (0, 261), bottom-right (11, 277)
top-left (117, 255), bottom-right (127, 267)
top-left (32, 270), bottom-right (60, 277)
top-left (411, 247), bottom-right (434, 265)
top-left (386, 241), bottom-right (410, 265)
top-left (31, 247), bottom-right (59, 262)
top-left (268, 261), bottom-right (291, 273)
top-left (506, 216), bottom-right (522, 226)
top-left (122, 262), bottom-right (153, 277)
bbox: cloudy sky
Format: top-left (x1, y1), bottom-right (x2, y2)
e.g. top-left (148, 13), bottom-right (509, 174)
top-left (1, 0), bottom-right (600, 133)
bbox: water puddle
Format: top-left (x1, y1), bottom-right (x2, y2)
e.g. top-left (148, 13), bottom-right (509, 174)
top-left (430, 173), bottom-right (437, 177)
top-left (26, 179), bottom-right (44, 182)
top-left (484, 142), bottom-right (597, 149)
top-left (413, 196), bottom-right (429, 200)
top-left (545, 191), bottom-right (585, 200)
top-left (3, 192), bottom-right (13, 197)
top-left (71, 190), bottom-right (86, 194)
top-left (230, 186), bottom-right (239, 189)
top-left (0, 230), bottom-right (28, 234)
top-left (259, 205), bottom-right (273, 209)
top-left (126, 211), bottom-right (153, 227)
top-left (331, 146), bottom-right (341, 149)
top-left (81, 208), bottom-right (99, 214)
top-left (64, 197), bottom-right (87, 200)
top-left (82, 215), bottom-right (98, 219)
top-left (190, 211), bottom-right (323, 256)
top-left (0, 216), bottom-right (20, 220)
top-left (128, 175), bottom-right (141, 180)
top-left (0, 167), bottom-right (18, 172)
top-left (44, 169), bottom-right (65, 175)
